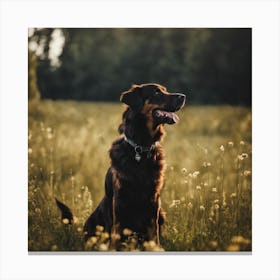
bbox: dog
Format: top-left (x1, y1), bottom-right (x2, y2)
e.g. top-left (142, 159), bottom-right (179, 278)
top-left (57, 83), bottom-right (185, 246)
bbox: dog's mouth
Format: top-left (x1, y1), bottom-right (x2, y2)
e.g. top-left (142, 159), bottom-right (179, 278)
top-left (152, 109), bottom-right (180, 125)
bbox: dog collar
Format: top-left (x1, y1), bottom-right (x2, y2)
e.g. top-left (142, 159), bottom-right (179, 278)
top-left (124, 136), bottom-right (157, 162)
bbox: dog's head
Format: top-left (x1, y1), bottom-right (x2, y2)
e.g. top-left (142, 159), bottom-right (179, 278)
top-left (119, 83), bottom-right (186, 139)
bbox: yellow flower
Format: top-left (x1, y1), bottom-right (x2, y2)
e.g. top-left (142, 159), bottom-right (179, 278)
top-left (62, 218), bottom-right (69, 224)
top-left (192, 171), bottom-right (200, 178)
top-left (241, 153), bottom-right (249, 159)
top-left (88, 236), bottom-right (97, 245)
top-left (51, 245), bottom-right (58, 251)
top-left (196, 185), bottom-right (201, 191)
top-left (96, 225), bottom-right (104, 232)
top-left (227, 244), bottom-right (240, 251)
top-left (187, 202), bottom-right (193, 209)
top-left (209, 241), bottom-right (218, 248)
top-left (230, 193), bottom-right (237, 198)
top-left (220, 145), bottom-right (225, 152)
top-left (228, 141), bottom-right (234, 147)
top-left (123, 228), bottom-right (133, 236)
top-left (200, 205), bottom-right (205, 211)
top-left (99, 243), bottom-right (108, 251)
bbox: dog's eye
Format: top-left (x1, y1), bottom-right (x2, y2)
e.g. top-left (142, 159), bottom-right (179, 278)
top-left (154, 90), bottom-right (160, 96)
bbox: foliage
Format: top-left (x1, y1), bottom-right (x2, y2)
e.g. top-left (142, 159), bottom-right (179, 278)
top-left (28, 28), bottom-right (251, 105)
top-left (28, 101), bottom-right (251, 251)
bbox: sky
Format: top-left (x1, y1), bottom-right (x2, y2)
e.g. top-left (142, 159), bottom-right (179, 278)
top-left (28, 28), bottom-right (65, 67)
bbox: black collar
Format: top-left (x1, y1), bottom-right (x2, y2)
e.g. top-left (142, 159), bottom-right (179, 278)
top-left (124, 136), bottom-right (157, 162)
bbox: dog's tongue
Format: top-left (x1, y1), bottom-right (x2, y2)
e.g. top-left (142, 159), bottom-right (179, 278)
top-left (153, 109), bottom-right (179, 124)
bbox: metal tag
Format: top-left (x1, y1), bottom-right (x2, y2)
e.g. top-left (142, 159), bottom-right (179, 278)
top-left (135, 153), bottom-right (141, 162)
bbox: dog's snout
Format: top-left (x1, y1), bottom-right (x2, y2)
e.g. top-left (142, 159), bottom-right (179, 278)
top-left (175, 93), bottom-right (186, 109)
top-left (178, 93), bottom-right (185, 100)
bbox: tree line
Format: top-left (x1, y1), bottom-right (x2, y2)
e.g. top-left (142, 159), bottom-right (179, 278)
top-left (29, 28), bottom-right (251, 105)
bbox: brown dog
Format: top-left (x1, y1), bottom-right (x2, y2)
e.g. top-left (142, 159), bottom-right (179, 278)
top-left (83, 83), bottom-right (186, 244)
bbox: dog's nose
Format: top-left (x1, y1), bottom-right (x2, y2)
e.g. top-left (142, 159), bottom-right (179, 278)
top-left (177, 93), bottom-right (186, 104)
top-left (177, 93), bottom-right (186, 108)
top-left (178, 93), bottom-right (185, 100)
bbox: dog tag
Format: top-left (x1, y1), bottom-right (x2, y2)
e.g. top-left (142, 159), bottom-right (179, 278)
top-left (135, 153), bottom-right (141, 162)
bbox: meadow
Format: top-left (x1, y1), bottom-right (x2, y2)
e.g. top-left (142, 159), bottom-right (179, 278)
top-left (28, 100), bottom-right (252, 252)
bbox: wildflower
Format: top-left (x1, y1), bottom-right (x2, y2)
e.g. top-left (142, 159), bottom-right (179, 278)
top-left (181, 168), bottom-right (187, 173)
top-left (240, 140), bottom-right (245, 145)
top-left (51, 245), bottom-right (58, 251)
top-left (202, 162), bottom-right (211, 168)
top-left (216, 176), bottom-right (221, 181)
top-left (102, 232), bottom-right (110, 239)
top-left (214, 199), bottom-right (219, 204)
top-left (196, 185), bottom-right (201, 190)
top-left (214, 204), bottom-right (220, 210)
top-left (230, 193), bottom-right (237, 198)
top-left (212, 187), bottom-right (217, 193)
top-left (228, 141), bottom-right (234, 147)
top-left (169, 200), bottom-right (180, 208)
top-left (199, 205), bottom-right (205, 211)
top-left (123, 228), bottom-right (133, 236)
top-left (231, 236), bottom-right (250, 245)
top-left (231, 236), bottom-right (245, 244)
top-left (203, 182), bottom-right (209, 187)
top-left (192, 171), bottom-right (200, 178)
top-left (99, 243), bottom-right (108, 251)
top-left (219, 145), bottom-right (225, 152)
top-left (148, 240), bottom-right (156, 248)
top-left (96, 225), bottom-right (104, 232)
top-left (77, 194), bottom-right (82, 198)
top-left (187, 202), bottom-right (193, 209)
top-left (111, 233), bottom-right (121, 240)
top-left (170, 166), bottom-right (174, 171)
top-left (227, 244), bottom-right (240, 251)
top-left (237, 155), bottom-right (244, 161)
top-left (88, 236), bottom-right (97, 245)
top-left (77, 227), bottom-right (82, 232)
top-left (35, 208), bottom-right (41, 215)
top-left (237, 153), bottom-right (248, 161)
top-left (62, 218), bottom-right (70, 224)
top-left (209, 241), bottom-right (218, 248)
top-left (244, 170), bottom-right (251, 176)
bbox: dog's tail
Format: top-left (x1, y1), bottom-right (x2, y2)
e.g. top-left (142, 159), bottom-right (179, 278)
top-left (55, 198), bottom-right (74, 224)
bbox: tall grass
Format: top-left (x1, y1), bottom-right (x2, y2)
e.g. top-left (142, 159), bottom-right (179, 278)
top-left (28, 101), bottom-right (251, 251)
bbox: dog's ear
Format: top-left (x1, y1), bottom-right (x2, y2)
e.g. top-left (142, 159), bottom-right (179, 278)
top-left (120, 85), bottom-right (143, 111)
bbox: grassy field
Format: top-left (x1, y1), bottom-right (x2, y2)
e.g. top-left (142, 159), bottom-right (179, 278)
top-left (28, 100), bottom-right (252, 252)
